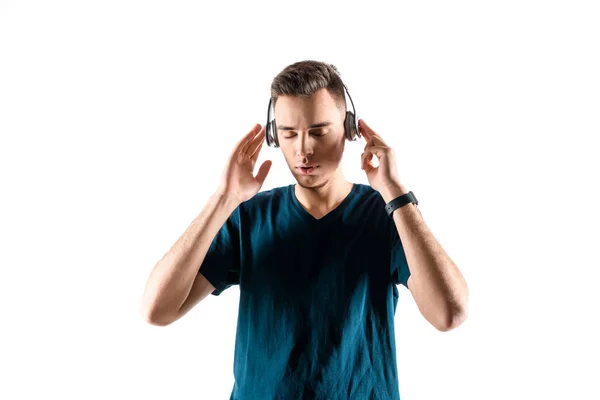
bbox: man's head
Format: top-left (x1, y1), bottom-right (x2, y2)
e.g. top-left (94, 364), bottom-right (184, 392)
top-left (270, 60), bottom-right (349, 190)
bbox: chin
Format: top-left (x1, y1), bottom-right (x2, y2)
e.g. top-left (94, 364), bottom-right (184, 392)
top-left (295, 175), bottom-right (330, 190)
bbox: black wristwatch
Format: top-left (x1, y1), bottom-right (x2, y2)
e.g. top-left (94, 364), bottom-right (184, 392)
top-left (385, 191), bottom-right (418, 217)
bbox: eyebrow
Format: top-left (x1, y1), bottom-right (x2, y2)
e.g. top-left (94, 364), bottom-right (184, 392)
top-left (277, 121), bottom-right (333, 131)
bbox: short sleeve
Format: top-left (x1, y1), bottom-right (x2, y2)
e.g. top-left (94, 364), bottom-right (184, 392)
top-left (390, 222), bottom-right (411, 288)
top-left (198, 206), bottom-right (241, 296)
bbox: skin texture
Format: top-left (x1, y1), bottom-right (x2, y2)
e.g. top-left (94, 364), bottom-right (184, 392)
top-left (273, 88), bottom-right (355, 219)
top-left (142, 87), bottom-right (468, 332)
top-left (275, 92), bottom-right (469, 331)
top-left (357, 119), bottom-right (469, 332)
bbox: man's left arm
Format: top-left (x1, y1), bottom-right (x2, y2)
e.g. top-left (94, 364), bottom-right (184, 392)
top-left (381, 185), bottom-right (469, 332)
top-left (358, 118), bottom-right (469, 332)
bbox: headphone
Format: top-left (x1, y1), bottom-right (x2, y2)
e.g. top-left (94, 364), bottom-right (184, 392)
top-left (265, 81), bottom-right (361, 148)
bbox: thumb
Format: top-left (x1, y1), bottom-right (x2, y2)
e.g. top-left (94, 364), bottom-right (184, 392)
top-left (254, 160), bottom-right (272, 186)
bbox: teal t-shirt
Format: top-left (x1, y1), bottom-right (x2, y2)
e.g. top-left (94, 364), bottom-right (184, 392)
top-left (199, 183), bottom-right (411, 400)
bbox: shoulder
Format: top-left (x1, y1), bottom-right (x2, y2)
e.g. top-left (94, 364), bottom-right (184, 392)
top-left (353, 183), bottom-right (387, 210)
top-left (238, 184), bottom-right (289, 213)
top-left (352, 182), bottom-right (379, 197)
top-left (352, 183), bottom-right (396, 233)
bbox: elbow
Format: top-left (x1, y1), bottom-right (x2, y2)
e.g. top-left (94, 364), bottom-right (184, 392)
top-left (140, 303), bottom-right (175, 327)
top-left (437, 304), bottom-right (468, 332)
top-left (438, 283), bottom-right (469, 332)
top-left (143, 312), bottom-right (171, 327)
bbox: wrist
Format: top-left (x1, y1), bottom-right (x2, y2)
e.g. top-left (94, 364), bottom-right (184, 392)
top-left (380, 183), bottom-right (409, 204)
top-left (213, 190), bottom-right (242, 210)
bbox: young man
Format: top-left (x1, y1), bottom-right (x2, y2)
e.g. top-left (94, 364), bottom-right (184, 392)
top-left (141, 60), bottom-right (469, 399)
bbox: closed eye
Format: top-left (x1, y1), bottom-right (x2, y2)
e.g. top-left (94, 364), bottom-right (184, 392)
top-left (283, 133), bottom-right (326, 139)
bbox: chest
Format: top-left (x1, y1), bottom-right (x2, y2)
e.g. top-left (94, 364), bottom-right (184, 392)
top-left (239, 221), bottom-right (392, 303)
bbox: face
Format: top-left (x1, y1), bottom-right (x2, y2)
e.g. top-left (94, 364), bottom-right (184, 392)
top-left (274, 88), bottom-right (347, 190)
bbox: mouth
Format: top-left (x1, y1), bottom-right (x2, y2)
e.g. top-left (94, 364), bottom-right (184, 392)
top-left (297, 166), bottom-right (318, 175)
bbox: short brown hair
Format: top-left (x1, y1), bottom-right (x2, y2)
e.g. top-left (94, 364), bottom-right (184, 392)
top-left (270, 60), bottom-right (346, 115)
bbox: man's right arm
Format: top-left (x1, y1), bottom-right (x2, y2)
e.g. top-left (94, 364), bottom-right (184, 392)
top-left (140, 191), bottom-right (240, 326)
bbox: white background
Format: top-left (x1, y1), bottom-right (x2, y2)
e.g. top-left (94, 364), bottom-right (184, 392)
top-left (1, 1), bottom-right (599, 399)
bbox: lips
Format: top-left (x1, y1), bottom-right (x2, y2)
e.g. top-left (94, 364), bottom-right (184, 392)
top-left (297, 166), bottom-right (318, 175)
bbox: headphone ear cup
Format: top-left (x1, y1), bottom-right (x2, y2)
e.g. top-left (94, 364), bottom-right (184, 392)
top-left (265, 122), bottom-right (271, 146)
top-left (270, 120), bottom-right (279, 148)
top-left (345, 111), bottom-right (358, 141)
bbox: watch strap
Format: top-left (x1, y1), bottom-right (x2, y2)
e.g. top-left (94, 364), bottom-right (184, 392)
top-left (385, 191), bottom-right (418, 217)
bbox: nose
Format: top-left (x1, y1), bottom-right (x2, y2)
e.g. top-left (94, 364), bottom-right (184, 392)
top-left (295, 135), bottom-right (314, 159)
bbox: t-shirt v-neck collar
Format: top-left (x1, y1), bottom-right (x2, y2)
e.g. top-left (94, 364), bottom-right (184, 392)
top-left (288, 183), bottom-right (358, 224)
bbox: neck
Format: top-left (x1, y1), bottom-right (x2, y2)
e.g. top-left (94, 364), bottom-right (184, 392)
top-left (294, 170), bottom-right (354, 213)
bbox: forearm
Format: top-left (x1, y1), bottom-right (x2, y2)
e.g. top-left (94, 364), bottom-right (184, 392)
top-left (381, 185), bottom-right (469, 330)
top-left (140, 191), bottom-right (240, 323)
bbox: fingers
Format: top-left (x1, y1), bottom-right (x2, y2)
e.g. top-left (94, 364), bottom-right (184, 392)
top-left (358, 119), bottom-right (374, 139)
top-left (362, 146), bottom-right (387, 170)
top-left (361, 151), bottom-right (374, 171)
top-left (246, 125), bottom-right (266, 159)
top-left (359, 119), bottom-right (376, 137)
top-left (237, 124), bottom-right (263, 154)
top-left (364, 138), bottom-right (388, 154)
top-left (364, 145), bottom-right (388, 158)
top-left (361, 150), bottom-right (378, 173)
top-left (254, 159), bottom-right (272, 186)
top-left (359, 119), bottom-right (387, 146)
top-left (358, 119), bottom-right (370, 140)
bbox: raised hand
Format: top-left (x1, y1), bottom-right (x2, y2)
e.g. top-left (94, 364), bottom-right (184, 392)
top-left (216, 124), bottom-right (272, 205)
top-left (359, 119), bottom-right (407, 202)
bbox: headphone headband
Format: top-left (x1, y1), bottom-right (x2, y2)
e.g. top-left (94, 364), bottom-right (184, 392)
top-left (265, 81), bottom-right (360, 148)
